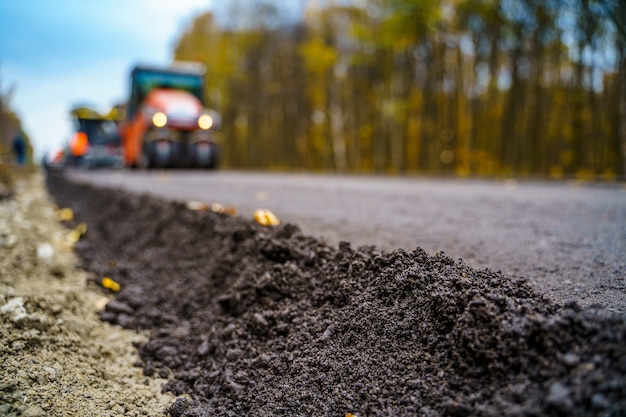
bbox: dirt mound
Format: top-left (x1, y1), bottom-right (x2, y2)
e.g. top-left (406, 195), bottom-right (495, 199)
top-left (46, 173), bottom-right (626, 417)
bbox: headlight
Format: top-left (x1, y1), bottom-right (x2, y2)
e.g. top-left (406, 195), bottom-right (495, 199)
top-left (152, 112), bottom-right (167, 128)
top-left (198, 114), bottom-right (213, 130)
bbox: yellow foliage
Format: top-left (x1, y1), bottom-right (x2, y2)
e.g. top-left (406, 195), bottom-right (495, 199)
top-left (602, 169), bottom-right (617, 182)
top-left (549, 165), bottom-right (564, 180)
top-left (575, 169), bottom-right (596, 181)
top-left (560, 150), bottom-right (574, 166)
top-left (168, 2), bottom-right (622, 178)
top-left (298, 37), bottom-right (338, 75)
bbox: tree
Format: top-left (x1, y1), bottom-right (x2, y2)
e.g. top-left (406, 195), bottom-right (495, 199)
top-left (170, 0), bottom-right (625, 179)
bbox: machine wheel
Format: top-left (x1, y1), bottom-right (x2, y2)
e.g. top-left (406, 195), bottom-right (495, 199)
top-left (137, 142), bottom-right (151, 169)
top-left (155, 140), bottom-right (173, 168)
top-left (194, 142), bottom-right (213, 169)
top-left (206, 142), bottom-right (220, 170)
top-left (139, 140), bottom-right (171, 169)
top-left (171, 142), bottom-right (195, 169)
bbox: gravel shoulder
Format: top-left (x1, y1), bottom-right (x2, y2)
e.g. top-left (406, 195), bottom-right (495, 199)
top-left (0, 170), bottom-right (175, 416)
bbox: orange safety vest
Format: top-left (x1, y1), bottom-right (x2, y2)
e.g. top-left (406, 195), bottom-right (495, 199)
top-left (70, 132), bottom-right (89, 156)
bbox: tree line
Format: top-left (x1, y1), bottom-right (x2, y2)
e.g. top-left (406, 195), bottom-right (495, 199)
top-left (174, 0), bottom-right (626, 179)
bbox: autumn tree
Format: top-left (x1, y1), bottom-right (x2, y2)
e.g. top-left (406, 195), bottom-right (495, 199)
top-left (172, 0), bottom-right (625, 179)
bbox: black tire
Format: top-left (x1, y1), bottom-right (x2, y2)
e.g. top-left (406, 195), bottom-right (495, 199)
top-left (193, 142), bottom-right (214, 169)
top-left (206, 142), bottom-right (219, 170)
top-left (172, 142), bottom-right (196, 169)
top-left (141, 141), bottom-right (172, 169)
top-left (137, 142), bottom-right (151, 169)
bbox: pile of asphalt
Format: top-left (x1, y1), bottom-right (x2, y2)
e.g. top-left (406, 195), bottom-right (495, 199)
top-left (46, 173), bottom-right (626, 417)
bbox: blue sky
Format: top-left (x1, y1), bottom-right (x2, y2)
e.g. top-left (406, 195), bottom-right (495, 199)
top-left (0, 0), bottom-right (214, 160)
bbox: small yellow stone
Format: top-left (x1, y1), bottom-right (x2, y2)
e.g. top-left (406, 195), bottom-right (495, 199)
top-left (75, 222), bottom-right (87, 235)
top-left (57, 208), bottom-right (74, 222)
top-left (101, 277), bottom-right (121, 292)
top-left (253, 209), bottom-right (280, 226)
top-left (187, 201), bottom-right (209, 211)
top-left (66, 230), bottom-right (81, 244)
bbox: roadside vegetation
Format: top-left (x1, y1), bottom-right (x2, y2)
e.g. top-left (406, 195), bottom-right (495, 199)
top-left (174, 0), bottom-right (626, 180)
top-left (1, 82), bottom-right (34, 196)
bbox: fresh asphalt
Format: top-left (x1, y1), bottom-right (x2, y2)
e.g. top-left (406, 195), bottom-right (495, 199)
top-left (61, 169), bottom-right (626, 313)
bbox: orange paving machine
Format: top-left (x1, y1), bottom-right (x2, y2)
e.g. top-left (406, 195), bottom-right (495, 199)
top-left (119, 62), bottom-right (221, 169)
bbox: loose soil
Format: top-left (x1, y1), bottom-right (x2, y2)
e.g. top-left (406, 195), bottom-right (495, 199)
top-left (39, 171), bottom-right (626, 416)
top-left (0, 170), bottom-right (174, 416)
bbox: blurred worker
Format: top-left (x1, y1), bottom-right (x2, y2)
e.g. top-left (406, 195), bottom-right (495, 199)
top-left (12, 132), bottom-right (26, 165)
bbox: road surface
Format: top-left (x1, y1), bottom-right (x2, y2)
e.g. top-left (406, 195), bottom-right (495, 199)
top-left (62, 169), bottom-right (626, 312)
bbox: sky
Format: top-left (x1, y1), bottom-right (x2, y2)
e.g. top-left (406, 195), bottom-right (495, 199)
top-left (0, 0), bottom-right (217, 160)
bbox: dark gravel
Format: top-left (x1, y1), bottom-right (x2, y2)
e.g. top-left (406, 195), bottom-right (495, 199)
top-left (47, 173), bottom-right (626, 416)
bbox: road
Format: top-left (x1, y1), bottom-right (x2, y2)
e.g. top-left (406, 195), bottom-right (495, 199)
top-left (63, 169), bottom-right (626, 312)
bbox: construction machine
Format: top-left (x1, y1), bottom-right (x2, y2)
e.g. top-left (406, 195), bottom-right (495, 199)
top-left (67, 106), bottom-right (123, 169)
top-left (120, 62), bottom-right (221, 169)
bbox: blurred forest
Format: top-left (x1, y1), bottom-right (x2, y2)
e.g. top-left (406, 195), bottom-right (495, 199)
top-left (174, 0), bottom-right (626, 179)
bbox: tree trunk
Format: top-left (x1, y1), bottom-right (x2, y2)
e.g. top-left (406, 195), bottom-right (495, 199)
top-left (328, 72), bottom-right (348, 172)
top-left (619, 52), bottom-right (626, 179)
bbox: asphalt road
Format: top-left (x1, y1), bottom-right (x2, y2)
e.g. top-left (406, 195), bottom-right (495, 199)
top-left (62, 169), bottom-right (626, 313)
